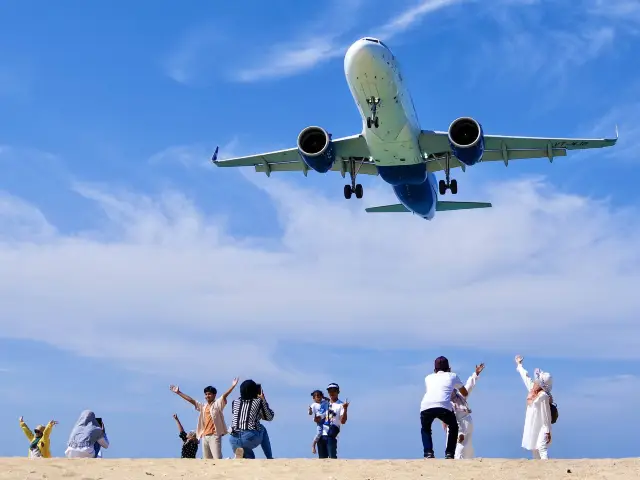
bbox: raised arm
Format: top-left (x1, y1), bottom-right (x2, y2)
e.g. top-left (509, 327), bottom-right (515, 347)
top-left (42, 420), bottom-right (58, 441)
top-left (221, 377), bottom-right (240, 404)
top-left (173, 414), bottom-right (185, 433)
top-left (462, 363), bottom-right (484, 397)
top-left (515, 355), bottom-right (534, 390)
top-left (170, 385), bottom-right (197, 408)
top-left (340, 400), bottom-right (349, 425)
top-left (19, 417), bottom-right (34, 441)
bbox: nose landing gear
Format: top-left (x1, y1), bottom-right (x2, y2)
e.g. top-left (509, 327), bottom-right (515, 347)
top-left (366, 96), bottom-right (380, 128)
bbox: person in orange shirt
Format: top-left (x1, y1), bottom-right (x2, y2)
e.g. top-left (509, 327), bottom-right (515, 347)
top-left (19, 416), bottom-right (58, 458)
top-left (170, 378), bottom-right (239, 459)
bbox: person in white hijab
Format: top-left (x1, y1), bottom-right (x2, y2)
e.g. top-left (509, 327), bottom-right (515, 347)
top-left (515, 355), bottom-right (553, 459)
top-left (64, 410), bottom-right (109, 458)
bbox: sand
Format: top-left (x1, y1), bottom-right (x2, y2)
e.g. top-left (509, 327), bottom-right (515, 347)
top-left (0, 458), bottom-right (638, 480)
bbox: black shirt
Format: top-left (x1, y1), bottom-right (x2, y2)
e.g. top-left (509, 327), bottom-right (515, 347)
top-left (179, 431), bottom-right (199, 459)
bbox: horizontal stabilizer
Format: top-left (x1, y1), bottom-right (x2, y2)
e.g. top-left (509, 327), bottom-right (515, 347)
top-left (365, 201), bottom-right (492, 214)
top-left (365, 204), bottom-right (410, 213)
top-left (435, 201), bottom-right (492, 211)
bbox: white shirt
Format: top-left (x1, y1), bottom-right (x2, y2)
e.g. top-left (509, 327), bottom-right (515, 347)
top-left (311, 400), bottom-right (328, 418)
top-left (321, 399), bottom-right (345, 436)
top-left (420, 371), bottom-right (464, 412)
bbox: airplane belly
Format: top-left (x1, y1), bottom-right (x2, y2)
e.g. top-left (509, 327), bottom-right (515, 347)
top-left (348, 59), bottom-right (422, 167)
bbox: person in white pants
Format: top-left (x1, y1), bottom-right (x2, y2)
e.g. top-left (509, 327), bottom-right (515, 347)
top-left (444, 363), bottom-right (484, 459)
top-left (515, 355), bottom-right (553, 459)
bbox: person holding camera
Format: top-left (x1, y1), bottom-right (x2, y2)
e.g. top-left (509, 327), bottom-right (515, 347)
top-left (65, 410), bottom-right (109, 458)
top-left (229, 379), bottom-right (275, 459)
top-left (315, 383), bottom-right (349, 459)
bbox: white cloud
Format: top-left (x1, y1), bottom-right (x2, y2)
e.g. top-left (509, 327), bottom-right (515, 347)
top-left (372, 0), bottom-right (467, 40)
top-left (232, 0), bottom-right (467, 82)
top-left (586, 101), bottom-right (640, 162)
top-left (161, 23), bottom-right (223, 86)
top-left (147, 137), bottom-right (241, 169)
top-left (587, 0), bottom-right (640, 30)
top-left (1, 154), bottom-right (640, 392)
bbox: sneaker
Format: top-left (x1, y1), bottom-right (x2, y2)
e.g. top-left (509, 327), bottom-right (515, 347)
top-left (234, 448), bottom-right (244, 459)
top-left (424, 452), bottom-right (435, 459)
top-left (445, 453), bottom-right (454, 459)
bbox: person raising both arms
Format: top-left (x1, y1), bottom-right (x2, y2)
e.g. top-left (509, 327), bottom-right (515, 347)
top-left (19, 417), bottom-right (58, 458)
top-left (170, 377), bottom-right (239, 460)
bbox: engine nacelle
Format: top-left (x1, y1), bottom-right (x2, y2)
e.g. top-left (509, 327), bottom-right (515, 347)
top-left (297, 126), bottom-right (336, 174)
top-left (447, 117), bottom-right (485, 166)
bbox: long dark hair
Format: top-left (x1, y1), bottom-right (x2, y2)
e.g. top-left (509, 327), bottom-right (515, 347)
top-left (239, 379), bottom-right (259, 400)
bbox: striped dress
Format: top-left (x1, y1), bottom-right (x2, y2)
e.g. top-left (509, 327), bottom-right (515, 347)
top-left (230, 398), bottom-right (275, 432)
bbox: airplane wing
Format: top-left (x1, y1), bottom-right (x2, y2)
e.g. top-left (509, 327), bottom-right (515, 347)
top-left (419, 129), bottom-right (618, 172)
top-left (213, 134), bottom-right (379, 177)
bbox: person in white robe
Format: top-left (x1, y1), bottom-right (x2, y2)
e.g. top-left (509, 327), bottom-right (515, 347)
top-left (443, 363), bottom-right (484, 459)
top-left (515, 355), bottom-right (553, 459)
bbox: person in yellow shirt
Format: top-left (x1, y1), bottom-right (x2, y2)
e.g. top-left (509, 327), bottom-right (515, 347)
top-left (19, 416), bottom-right (58, 458)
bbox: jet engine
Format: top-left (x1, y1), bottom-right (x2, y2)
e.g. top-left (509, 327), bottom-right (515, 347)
top-left (297, 126), bottom-right (336, 173)
top-left (447, 117), bottom-right (485, 166)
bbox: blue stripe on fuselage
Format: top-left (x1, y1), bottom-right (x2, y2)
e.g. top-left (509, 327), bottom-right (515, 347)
top-left (377, 164), bottom-right (436, 219)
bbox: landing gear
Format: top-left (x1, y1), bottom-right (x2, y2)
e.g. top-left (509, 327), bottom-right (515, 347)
top-left (344, 158), bottom-right (365, 199)
top-left (438, 153), bottom-right (458, 195)
top-left (366, 96), bottom-right (380, 128)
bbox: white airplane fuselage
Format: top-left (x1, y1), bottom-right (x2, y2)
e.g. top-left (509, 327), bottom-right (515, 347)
top-left (343, 38), bottom-right (438, 219)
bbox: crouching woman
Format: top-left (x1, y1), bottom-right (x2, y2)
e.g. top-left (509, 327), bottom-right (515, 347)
top-left (228, 380), bottom-right (275, 459)
top-left (65, 410), bottom-right (109, 458)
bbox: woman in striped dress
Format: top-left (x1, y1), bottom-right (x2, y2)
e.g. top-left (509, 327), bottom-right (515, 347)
top-left (228, 380), bottom-right (275, 459)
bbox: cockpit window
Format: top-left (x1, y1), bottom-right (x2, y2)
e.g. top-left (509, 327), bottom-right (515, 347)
top-left (362, 37), bottom-right (388, 49)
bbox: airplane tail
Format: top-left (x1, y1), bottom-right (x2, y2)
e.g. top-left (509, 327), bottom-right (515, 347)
top-left (365, 201), bottom-right (492, 213)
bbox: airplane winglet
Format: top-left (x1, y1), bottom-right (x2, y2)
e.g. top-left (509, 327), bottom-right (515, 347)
top-left (211, 146), bottom-right (220, 164)
top-left (615, 124), bottom-right (619, 140)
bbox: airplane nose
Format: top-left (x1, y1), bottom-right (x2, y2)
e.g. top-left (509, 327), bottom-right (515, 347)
top-left (344, 39), bottom-right (386, 73)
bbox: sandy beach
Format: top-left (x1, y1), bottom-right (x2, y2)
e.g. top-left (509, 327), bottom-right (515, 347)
top-left (0, 458), bottom-right (638, 480)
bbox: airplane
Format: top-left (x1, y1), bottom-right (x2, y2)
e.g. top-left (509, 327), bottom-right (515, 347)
top-left (212, 37), bottom-right (618, 220)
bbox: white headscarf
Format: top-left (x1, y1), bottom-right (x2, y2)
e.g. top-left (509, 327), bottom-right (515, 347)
top-left (534, 368), bottom-right (553, 394)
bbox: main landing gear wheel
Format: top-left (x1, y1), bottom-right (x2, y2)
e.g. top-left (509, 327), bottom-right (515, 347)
top-left (439, 153), bottom-right (458, 195)
top-left (366, 96), bottom-right (380, 129)
top-left (343, 184), bottom-right (363, 199)
top-left (438, 179), bottom-right (458, 195)
top-left (344, 158), bottom-right (365, 199)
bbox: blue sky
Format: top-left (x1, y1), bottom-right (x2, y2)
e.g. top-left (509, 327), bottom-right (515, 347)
top-left (1, 0), bottom-right (640, 460)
